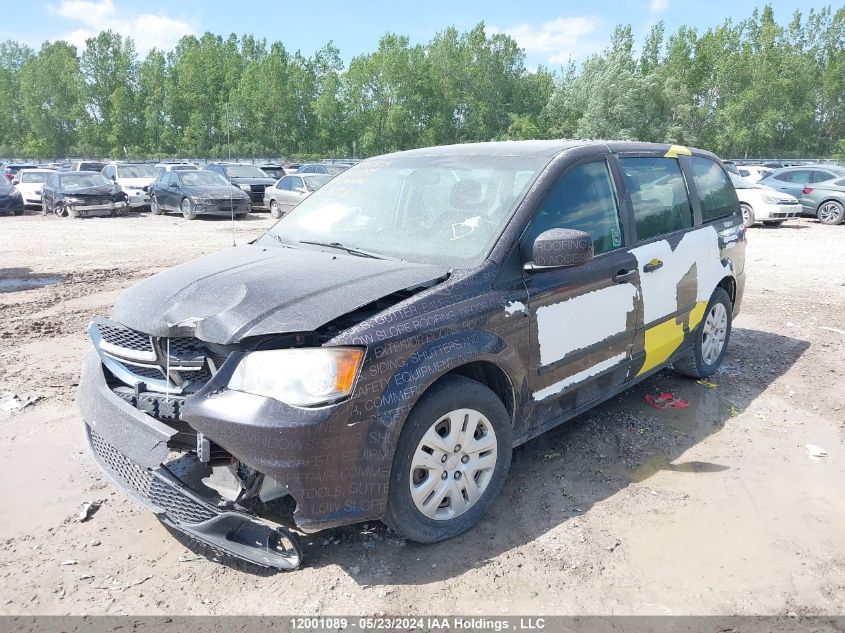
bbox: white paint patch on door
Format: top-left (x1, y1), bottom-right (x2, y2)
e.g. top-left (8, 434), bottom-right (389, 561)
top-left (532, 353), bottom-right (627, 401)
top-left (631, 225), bottom-right (731, 325)
top-left (504, 300), bottom-right (527, 317)
top-left (536, 283), bottom-right (637, 366)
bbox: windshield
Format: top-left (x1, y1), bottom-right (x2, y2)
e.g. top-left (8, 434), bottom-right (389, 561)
top-left (261, 155), bottom-right (547, 266)
top-left (180, 171), bottom-right (229, 186)
top-left (303, 175), bottom-right (332, 191)
top-left (729, 173), bottom-right (756, 189)
top-left (61, 173), bottom-right (111, 190)
top-left (172, 164), bottom-right (197, 171)
top-left (20, 172), bottom-right (51, 184)
top-left (225, 165), bottom-right (268, 178)
top-left (117, 165), bottom-right (159, 179)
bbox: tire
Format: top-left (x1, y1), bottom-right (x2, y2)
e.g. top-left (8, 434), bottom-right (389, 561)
top-left (762, 220), bottom-right (784, 226)
top-left (269, 200), bottom-right (282, 219)
top-left (740, 203), bottom-right (754, 228)
top-left (673, 287), bottom-right (733, 379)
top-left (180, 197), bottom-right (197, 220)
top-left (235, 212), bottom-right (247, 218)
top-left (150, 195), bottom-right (163, 215)
top-left (817, 200), bottom-right (845, 225)
top-left (13, 208), bottom-right (24, 216)
top-left (384, 375), bottom-right (513, 543)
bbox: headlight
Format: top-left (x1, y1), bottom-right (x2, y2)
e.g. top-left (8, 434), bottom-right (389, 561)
top-left (227, 347), bottom-right (365, 407)
top-left (763, 196), bottom-right (780, 204)
top-left (238, 183), bottom-right (252, 192)
top-left (65, 197), bottom-right (85, 205)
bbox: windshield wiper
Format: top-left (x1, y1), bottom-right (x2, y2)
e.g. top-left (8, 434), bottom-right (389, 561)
top-left (267, 234), bottom-right (294, 248)
top-left (298, 240), bottom-right (386, 259)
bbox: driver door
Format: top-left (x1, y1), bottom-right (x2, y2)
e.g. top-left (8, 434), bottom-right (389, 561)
top-left (523, 156), bottom-right (640, 420)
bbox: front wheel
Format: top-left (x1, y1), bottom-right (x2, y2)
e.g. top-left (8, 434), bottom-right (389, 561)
top-left (150, 195), bottom-right (163, 215)
top-left (817, 200), bottom-right (845, 225)
top-left (269, 200), bottom-right (282, 219)
top-left (673, 287), bottom-right (732, 378)
top-left (385, 375), bottom-right (512, 543)
top-left (180, 197), bottom-right (197, 220)
top-left (740, 203), bottom-right (754, 228)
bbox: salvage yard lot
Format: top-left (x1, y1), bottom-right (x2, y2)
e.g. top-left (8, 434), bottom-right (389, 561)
top-left (1, 212), bottom-right (844, 615)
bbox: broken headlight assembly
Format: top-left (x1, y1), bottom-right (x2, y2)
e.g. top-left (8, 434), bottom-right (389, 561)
top-left (227, 347), bottom-right (364, 407)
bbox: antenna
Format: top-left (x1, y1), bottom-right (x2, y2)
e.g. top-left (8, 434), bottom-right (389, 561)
top-left (227, 102), bottom-right (236, 247)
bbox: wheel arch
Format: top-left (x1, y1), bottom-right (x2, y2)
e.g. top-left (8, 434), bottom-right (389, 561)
top-left (816, 197), bottom-right (845, 214)
top-left (717, 275), bottom-right (736, 305)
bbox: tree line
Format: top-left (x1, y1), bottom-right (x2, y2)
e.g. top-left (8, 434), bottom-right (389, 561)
top-left (0, 4), bottom-right (843, 160)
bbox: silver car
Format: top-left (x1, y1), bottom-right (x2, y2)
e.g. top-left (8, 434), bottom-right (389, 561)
top-left (264, 174), bottom-right (332, 218)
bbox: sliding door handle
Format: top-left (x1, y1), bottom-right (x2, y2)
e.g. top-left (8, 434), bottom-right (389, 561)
top-left (613, 269), bottom-right (637, 283)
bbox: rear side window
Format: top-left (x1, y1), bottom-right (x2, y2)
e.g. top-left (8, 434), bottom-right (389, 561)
top-left (524, 160), bottom-right (623, 256)
top-left (622, 157), bottom-right (693, 240)
top-left (811, 170), bottom-right (837, 183)
top-left (691, 157), bottom-right (736, 222)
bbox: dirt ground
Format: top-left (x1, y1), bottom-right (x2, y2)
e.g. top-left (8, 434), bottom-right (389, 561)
top-left (1, 210), bottom-right (843, 616)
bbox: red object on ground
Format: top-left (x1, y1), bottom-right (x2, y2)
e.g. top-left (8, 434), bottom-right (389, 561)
top-left (644, 392), bottom-right (690, 409)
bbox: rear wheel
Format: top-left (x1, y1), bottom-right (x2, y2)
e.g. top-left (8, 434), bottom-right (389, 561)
top-left (673, 287), bottom-right (732, 378)
top-left (269, 200), bottom-right (282, 219)
top-left (385, 375), bottom-right (512, 543)
top-left (740, 203), bottom-right (754, 228)
top-left (817, 200), bottom-right (845, 225)
top-left (180, 197), bottom-right (197, 220)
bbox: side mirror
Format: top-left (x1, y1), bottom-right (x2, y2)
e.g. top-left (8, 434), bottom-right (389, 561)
top-left (524, 228), bottom-right (594, 271)
top-left (11, 178), bottom-right (19, 185)
top-left (169, 182), bottom-right (178, 188)
top-left (296, 187), bottom-right (307, 194)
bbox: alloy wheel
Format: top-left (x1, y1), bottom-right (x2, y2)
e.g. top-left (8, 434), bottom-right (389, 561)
top-left (818, 201), bottom-right (844, 225)
top-left (701, 303), bottom-right (728, 365)
top-left (409, 408), bottom-right (498, 521)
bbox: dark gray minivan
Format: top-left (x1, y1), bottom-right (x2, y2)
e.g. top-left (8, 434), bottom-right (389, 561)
top-left (79, 141), bottom-right (746, 570)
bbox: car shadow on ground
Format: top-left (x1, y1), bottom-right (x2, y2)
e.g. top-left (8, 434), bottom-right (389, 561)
top-left (0, 267), bottom-right (65, 293)
top-left (170, 327), bottom-right (810, 579)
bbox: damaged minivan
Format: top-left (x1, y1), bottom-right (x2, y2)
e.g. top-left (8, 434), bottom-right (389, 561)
top-left (78, 141), bottom-right (746, 570)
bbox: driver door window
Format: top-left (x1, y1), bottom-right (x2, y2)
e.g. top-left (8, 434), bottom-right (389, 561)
top-left (523, 160), bottom-right (623, 258)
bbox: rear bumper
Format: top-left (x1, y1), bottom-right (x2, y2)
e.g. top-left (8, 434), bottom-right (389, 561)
top-left (78, 351), bottom-right (302, 569)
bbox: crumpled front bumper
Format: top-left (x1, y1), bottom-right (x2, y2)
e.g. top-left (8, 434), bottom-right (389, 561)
top-left (77, 351), bottom-right (303, 570)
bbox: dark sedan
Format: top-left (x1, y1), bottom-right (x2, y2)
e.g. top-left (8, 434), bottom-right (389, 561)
top-left (41, 171), bottom-right (128, 218)
top-left (0, 180), bottom-right (24, 215)
top-left (203, 163), bottom-right (275, 210)
top-left (149, 170), bottom-right (251, 220)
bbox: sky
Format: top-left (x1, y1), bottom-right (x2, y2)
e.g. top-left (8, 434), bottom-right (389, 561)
top-left (2, 0), bottom-right (835, 66)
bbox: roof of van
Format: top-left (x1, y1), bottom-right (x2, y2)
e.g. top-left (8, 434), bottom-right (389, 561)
top-left (385, 140), bottom-right (714, 159)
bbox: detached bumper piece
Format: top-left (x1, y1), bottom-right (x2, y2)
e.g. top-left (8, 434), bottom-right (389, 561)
top-left (85, 425), bottom-right (303, 570)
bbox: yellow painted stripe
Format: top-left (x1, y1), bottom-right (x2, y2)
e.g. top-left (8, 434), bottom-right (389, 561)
top-left (688, 300), bottom-right (708, 330)
top-left (637, 319), bottom-right (685, 376)
top-left (664, 145), bottom-right (692, 158)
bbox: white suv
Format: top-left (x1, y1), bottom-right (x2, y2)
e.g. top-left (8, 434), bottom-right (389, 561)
top-left (102, 163), bottom-right (160, 209)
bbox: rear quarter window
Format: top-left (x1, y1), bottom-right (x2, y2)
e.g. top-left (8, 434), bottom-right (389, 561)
top-left (691, 157), bottom-right (736, 222)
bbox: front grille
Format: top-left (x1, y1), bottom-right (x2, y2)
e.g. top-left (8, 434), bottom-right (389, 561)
top-left (120, 363), bottom-right (165, 380)
top-left (248, 185), bottom-right (267, 203)
top-left (90, 429), bottom-right (216, 525)
top-left (165, 337), bottom-right (206, 359)
top-left (97, 322), bottom-right (153, 353)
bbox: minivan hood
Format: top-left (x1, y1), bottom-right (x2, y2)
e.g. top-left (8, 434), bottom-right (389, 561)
top-left (111, 244), bottom-right (449, 344)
